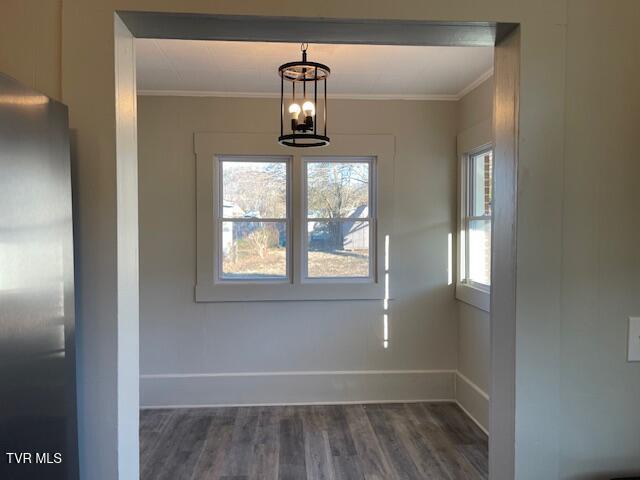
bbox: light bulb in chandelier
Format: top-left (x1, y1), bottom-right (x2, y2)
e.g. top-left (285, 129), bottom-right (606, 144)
top-left (302, 100), bottom-right (316, 117)
top-left (288, 102), bottom-right (301, 130)
top-left (288, 102), bottom-right (301, 120)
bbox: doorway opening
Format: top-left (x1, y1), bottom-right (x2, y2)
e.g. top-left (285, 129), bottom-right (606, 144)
top-left (114, 13), bottom-right (519, 479)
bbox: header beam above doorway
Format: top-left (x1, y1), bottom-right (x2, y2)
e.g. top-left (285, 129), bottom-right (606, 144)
top-left (117, 11), bottom-right (516, 46)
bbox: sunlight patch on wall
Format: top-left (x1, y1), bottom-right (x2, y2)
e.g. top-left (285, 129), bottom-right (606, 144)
top-left (460, 230), bottom-right (466, 280)
top-left (448, 232), bottom-right (453, 285)
top-left (383, 234), bottom-right (390, 349)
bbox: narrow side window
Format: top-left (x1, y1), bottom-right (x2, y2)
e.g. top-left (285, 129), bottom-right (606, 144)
top-left (462, 148), bottom-right (493, 289)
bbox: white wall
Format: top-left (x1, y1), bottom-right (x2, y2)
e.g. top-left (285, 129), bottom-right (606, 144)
top-left (137, 96), bottom-right (460, 406)
top-left (557, 2), bottom-right (640, 477)
top-left (0, 0), bottom-right (62, 101)
top-left (455, 76), bottom-right (493, 431)
top-left (457, 76), bottom-right (493, 134)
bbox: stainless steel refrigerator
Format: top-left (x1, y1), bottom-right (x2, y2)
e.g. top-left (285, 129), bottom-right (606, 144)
top-left (0, 73), bottom-right (78, 479)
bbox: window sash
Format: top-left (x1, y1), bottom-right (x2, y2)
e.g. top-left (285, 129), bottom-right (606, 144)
top-left (217, 220), bottom-right (289, 282)
top-left (218, 155), bottom-right (289, 220)
top-left (463, 217), bottom-right (491, 290)
top-left (215, 155), bottom-right (292, 283)
top-left (467, 148), bottom-right (493, 218)
top-left (302, 156), bottom-right (376, 282)
top-left (304, 219), bottom-right (373, 281)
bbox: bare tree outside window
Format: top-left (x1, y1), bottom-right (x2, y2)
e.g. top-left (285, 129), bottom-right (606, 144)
top-left (222, 161), bottom-right (287, 219)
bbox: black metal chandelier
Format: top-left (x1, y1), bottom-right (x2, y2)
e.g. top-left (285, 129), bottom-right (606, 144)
top-left (278, 44), bottom-right (330, 148)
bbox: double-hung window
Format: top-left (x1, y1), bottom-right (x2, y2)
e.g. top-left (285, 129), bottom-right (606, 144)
top-left (195, 133), bottom-right (393, 302)
top-left (459, 146), bottom-right (493, 308)
top-left (217, 156), bottom-right (290, 281)
top-left (303, 157), bottom-right (374, 281)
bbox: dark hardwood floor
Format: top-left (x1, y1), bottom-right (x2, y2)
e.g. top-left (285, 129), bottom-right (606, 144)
top-left (140, 402), bottom-right (488, 480)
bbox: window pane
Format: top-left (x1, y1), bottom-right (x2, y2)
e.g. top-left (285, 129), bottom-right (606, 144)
top-left (221, 221), bottom-right (287, 279)
top-left (468, 219), bottom-right (491, 285)
top-left (222, 159), bottom-right (287, 218)
top-left (471, 150), bottom-right (493, 216)
top-left (306, 161), bottom-right (369, 219)
top-left (307, 220), bottom-right (369, 278)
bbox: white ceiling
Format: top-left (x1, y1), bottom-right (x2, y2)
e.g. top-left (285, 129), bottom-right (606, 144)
top-left (136, 39), bottom-right (493, 100)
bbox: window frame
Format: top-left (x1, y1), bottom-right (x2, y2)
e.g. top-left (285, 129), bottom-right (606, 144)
top-left (214, 155), bottom-right (292, 284)
top-left (301, 156), bottom-right (376, 284)
top-left (456, 118), bottom-right (493, 312)
top-left (462, 146), bottom-right (493, 292)
top-left (194, 133), bottom-right (394, 302)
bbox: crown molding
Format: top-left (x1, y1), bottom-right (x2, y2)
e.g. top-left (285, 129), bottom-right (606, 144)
top-left (455, 67), bottom-right (494, 99)
top-left (137, 89), bottom-right (460, 101)
top-left (137, 68), bottom-right (494, 102)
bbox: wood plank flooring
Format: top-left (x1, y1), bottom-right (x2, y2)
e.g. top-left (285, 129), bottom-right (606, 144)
top-left (140, 402), bottom-right (488, 480)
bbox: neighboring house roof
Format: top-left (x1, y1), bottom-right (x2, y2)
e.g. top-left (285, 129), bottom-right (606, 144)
top-left (349, 205), bottom-right (368, 218)
top-left (223, 201), bottom-right (245, 217)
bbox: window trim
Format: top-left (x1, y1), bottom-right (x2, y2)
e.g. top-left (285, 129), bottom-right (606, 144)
top-left (214, 155), bottom-right (292, 284)
top-left (194, 133), bottom-right (394, 302)
top-left (301, 156), bottom-right (376, 284)
top-left (456, 119), bottom-right (493, 312)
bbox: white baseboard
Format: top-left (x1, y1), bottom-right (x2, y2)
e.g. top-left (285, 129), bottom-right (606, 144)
top-left (140, 398), bottom-right (457, 410)
top-left (455, 371), bottom-right (489, 434)
top-left (140, 369), bottom-right (456, 409)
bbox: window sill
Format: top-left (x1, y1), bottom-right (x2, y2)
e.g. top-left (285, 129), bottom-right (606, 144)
top-left (456, 282), bottom-right (490, 312)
